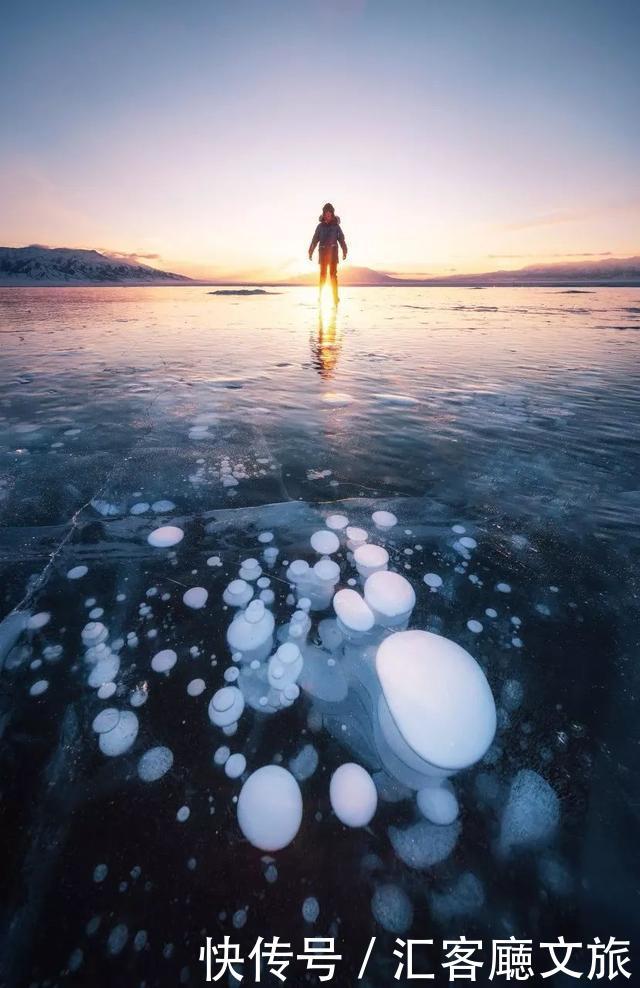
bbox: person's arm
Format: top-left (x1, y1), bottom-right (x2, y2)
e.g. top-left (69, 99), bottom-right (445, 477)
top-left (337, 225), bottom-right (347, 260)
top-left (308, 224), bottom-right (321, 259)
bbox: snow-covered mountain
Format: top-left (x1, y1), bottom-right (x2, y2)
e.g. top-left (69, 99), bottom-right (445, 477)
top-left (0, 246), bottom-right (192, 285)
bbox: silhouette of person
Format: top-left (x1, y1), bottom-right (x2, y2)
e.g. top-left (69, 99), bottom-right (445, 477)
top-left (308, 203), bottom-right (347, 305)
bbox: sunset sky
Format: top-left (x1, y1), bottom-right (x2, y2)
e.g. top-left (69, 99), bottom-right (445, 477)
top-left (1, 0), bottom-right (639, 280)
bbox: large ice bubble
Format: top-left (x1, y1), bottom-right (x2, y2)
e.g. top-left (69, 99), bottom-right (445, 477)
top-left (237, 766), bottom-right (303, 851)
top-left (376, 630), bottom-right (496, 775)
top-left (330, 763), bottom-right (378, 828)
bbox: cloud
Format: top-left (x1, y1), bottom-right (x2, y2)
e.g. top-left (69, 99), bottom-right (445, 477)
top-left (105, 250), bottom-right (162, 262)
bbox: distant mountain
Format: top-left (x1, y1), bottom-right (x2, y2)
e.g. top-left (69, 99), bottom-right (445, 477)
top-left (285, 265), bottom-right (400, 287)
top-left (0, 246), bottom-right (193, 285)
top-left (415, 255), bottom-right (640, 287)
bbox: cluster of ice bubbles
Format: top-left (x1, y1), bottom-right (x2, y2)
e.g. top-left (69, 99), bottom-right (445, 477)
top-left (206, 508), bottom-right (505, 862)
top-left (51, 502), bottom-right (560, 935)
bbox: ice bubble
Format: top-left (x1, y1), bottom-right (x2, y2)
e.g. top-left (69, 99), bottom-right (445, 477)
top-left (389, 819), bottom-right (461, 868)
top-left (67, 565), bottom-right (88, 580)
top-left (310, 530), bottom-right (340, 555)
top-left (302, 896), bottom-right (320, 923)
top-left (333, 588), bottom-right (375, 633)
top-left (151, 649), bottom-right (177, 673)
top-left (99, 711), bottom-right (139, 756)
top-left (183, 586), bottom-right (208, 609)
top-left (133, 930), bottom-right (148, 951)
top-left (430, 872), bottom-right (484, 921)
top-left (92, 708), bottom-right (120, 734)
top-left (227, 600), bottom-right (275, 654)
top-left (286, 559), bottom-right (310, 584)
top-left (371, 884), bottom-right (413, 934)
top-left (499, 769), bottom-right (559, 855)
top-left (147, 526), bottom-right (184, 548)
top-left (177, 805), bottom-right (190, 822)
top-left (152, 499), bottom-right (176, 513)
top-left (496, 582), bottom-right (512, 593)
top-left (354, 543), bottom-right (389, 578)
top-left (372, 510), bottom-right (397, 529)
top-left (88, 655), bottom-right (120, 688)
top-left (82, 621), bottom-right (108, 647)
top-left (485, 607), bottom-right (498, 618)
top-left (138, 746), bottom-right (174, 782)
top-left (346, 526), bottom-right (368, 549)
top-left (237, 766), bottom-right (303, 851)
top-left (107, 923), bottom-right (129, 956)
top-left (364, 571), bottom-right (415, 624)
top-left (330, 763), bottom-right (377, 827)
top-left (258, 531), bottom-right (274, 543)
top-left (240, 558), bottom-right (262, 581)
top-left (130, 686), bottom-right (148, 707)
top-left (313, 558), bottom-right (340, 584)
top-left (225, 753), bottom-right (247, 779)
top-left (93, 863), bottom-right (108, 883)
top-left (68, 947), bottom-right (83, 972)
top-left (452, 524), bottom-right (466, 534)
top-left (289, 744), bottom-right (319, 782)
top-left (214, 745), bottom-right (231, 765)
top-left (376, 630), bottom-right (496, 773)
top-left (260, 588), bottom-right (275, 605)
top-left (268, 642), bottom-right (303, 691)
top-left (501, 679), bottom-right (524, 712)
top-left (417, 783), bottom-right (459, 825)
top-left (28, 612), bottom-right (51, 630)
top-left (325, 513), bottom-right (349, 531)
top-left (423, 572), bottom-right (443, 590)
top-left (467, 620), bottom-right (483, 634)
top-left (29, 679), bottom-right (49, 696)
top-left (130, 502), bottom-right (150, 515)
top-left (223, 579), bottom-right (254, 607)
top-left (187, 678), bottom-right (206, 696)
top-left (209, 686), bottom-right (245, 727)
top-left (97, 682), bottom-right (117, 699)
top-left (459, 536), bottom-right (477, 549)
top-left (207, 555), bottom-right (223, 567)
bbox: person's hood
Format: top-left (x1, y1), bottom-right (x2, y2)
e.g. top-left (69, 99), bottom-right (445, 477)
top-left (319, 214), bottom-right (341, 224)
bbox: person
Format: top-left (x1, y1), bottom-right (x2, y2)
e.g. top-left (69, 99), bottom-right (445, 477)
top-left (308, 203), bottom-right (347, 304)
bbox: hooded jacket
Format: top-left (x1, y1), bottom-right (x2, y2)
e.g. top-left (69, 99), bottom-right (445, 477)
top-left (309, 215), bottom-right (347, 257)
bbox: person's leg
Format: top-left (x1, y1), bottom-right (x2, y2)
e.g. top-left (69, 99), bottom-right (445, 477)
top-left (330, 249), bottom-right (339, 304)
top-left (319, 251), bottom-right (328, 297)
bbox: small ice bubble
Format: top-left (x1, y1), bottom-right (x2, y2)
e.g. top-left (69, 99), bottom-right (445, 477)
top-left (97, 682), bottom-right (117, 699)
top-left (459, 536), bottom-right (477, 549)
top-left (151, 648), bottom-right (177, 673)
top-left (92, 708), bottom-right (120, 734)
top-left (325, 513), bottom-right (348, 531)
top-left (29, 679), bottom-right (49, 696)
top-left (310, 529), bottom-right (340, 555)
top-left (67, 565), bottom-right (88, 580)
top-left (133, 930), bottom-right (148, 951)
top-left (147, 526), bottom-right (184, 548)
top-left (330, 763), bottom-right (377, 827)
top-left (130, 686), bottom-right (148, 707)
top-left (452, 524), bottom-right (466, 534)
top-left (333, 588), bottom-right (375, 633)
top-left (371, 884), bottom-right (413, 934)
top-left (237, 766), bottom-right (303, 851)
top-left (501, 679), bottom-right (524, 712)
top-left (232, 908), bottom-right (247, 930)
top-left (207, 555), bottom-right (223, 567)
top-left (28, 612), bottom-right (51, 630)
top-left (467, 620), bottom-right (483, 634)
top-left (177, 806), bottom-right (190, 823)
top-left (353, 543), bottom-right (389, 578)
top-left (152, 500), bottom-right (176, 513)
top-left (107, 923), bottom-right (129, 956)
top-left (208, 686), bottom-right (244, 727)
top-left (289, 743), bottom-right (319, 782)
top-left (258, 531), bottom-right (274, 543)
top-left (499, 769), bottom-right (559, 855)
top-left (187, 679), bottom-right (205, 696)
top-left (183, 586), bottom-right (208, 609)
top-left (214, 745), bottom-right (231, 765)
top-left (93, 863), bottom-right (108, 883)
top-left (423, 572), bottom-right (443, 589)
top-left (496, 582), bottom-right (512, 593)
top-left (417, 783), bottom-right (459, 825)
top-left (372, 510), bottom-right (397, 529)
top-left (302, 897), bottom-right (320, 923)
top-left (130, 502), bottom-right (150, 515)
top-left (389, 819), bottom-right (461, 868)
top-left (138, 746), bottom-right (174, 782)
top-left (99, 711), bottom-right (139, 756)
top-left (485, 608), bottom-right (498, 618)
top-left (345, 526), bottom-right (368, 549)
top-left (223, 579), bottom-right (254, 607)
top-left (225, 753), bottom-right (247, 779)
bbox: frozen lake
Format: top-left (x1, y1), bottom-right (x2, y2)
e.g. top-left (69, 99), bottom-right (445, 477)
top-left (0, 285), bottom-right (639, 984)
